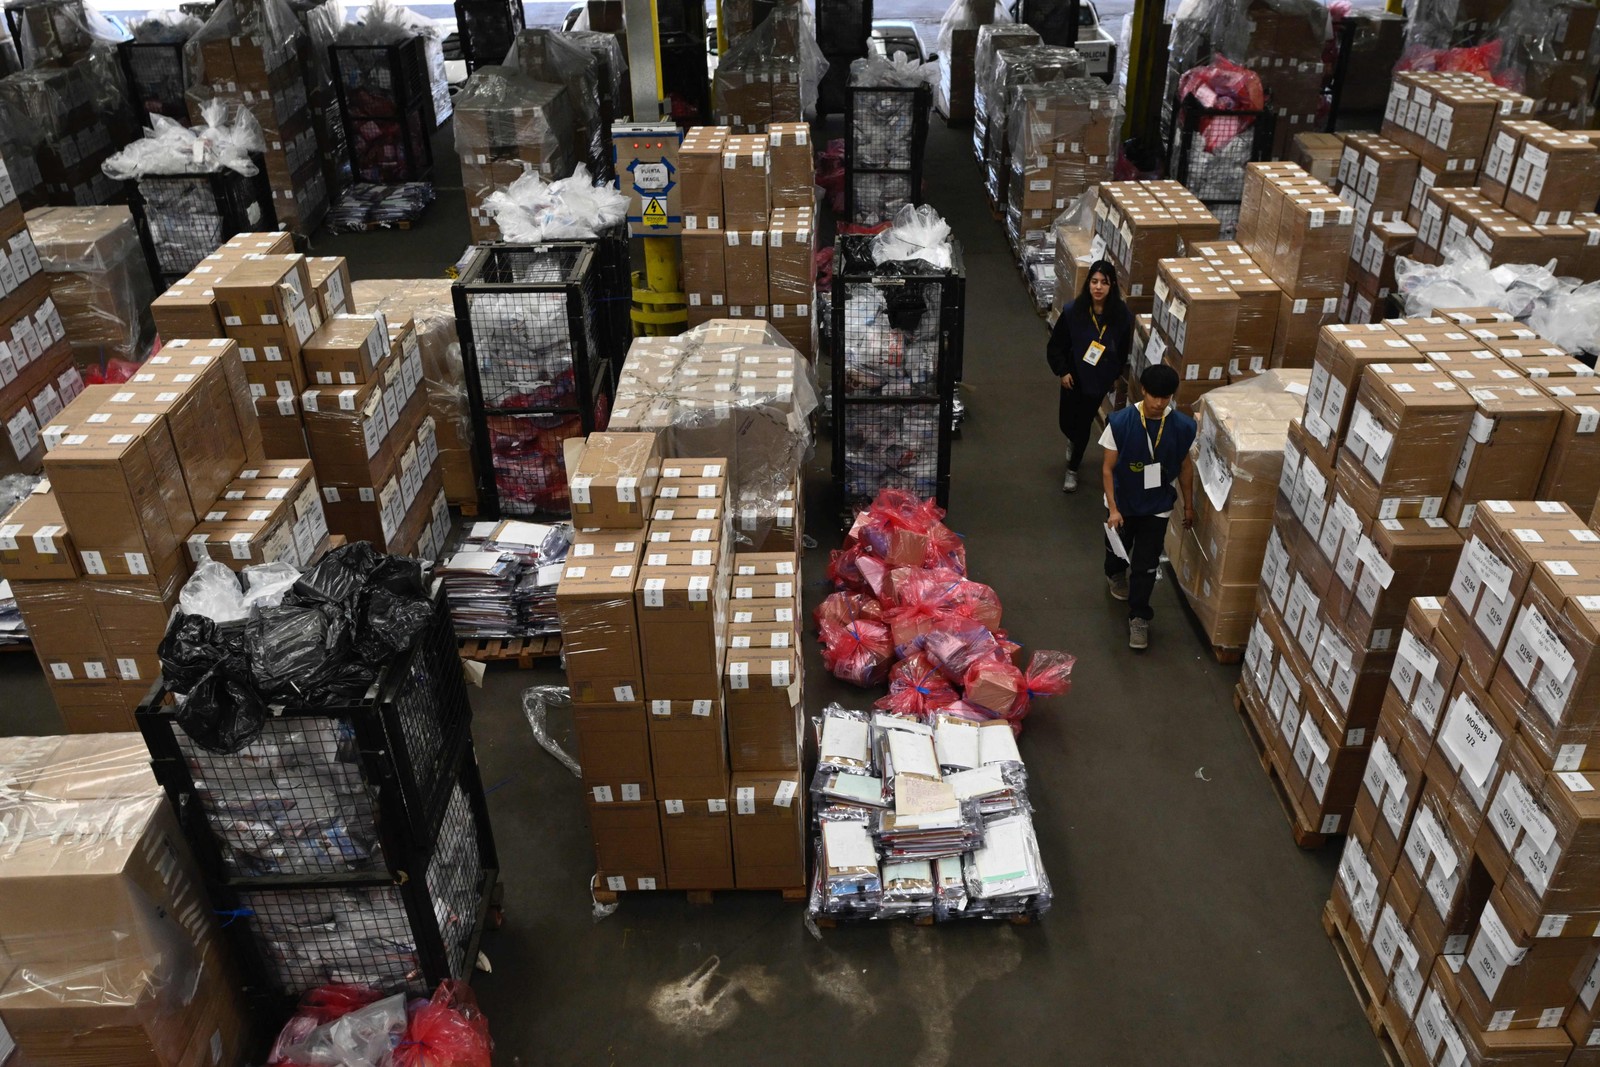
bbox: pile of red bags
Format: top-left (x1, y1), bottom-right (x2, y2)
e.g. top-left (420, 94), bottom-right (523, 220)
top-left (1176, 56), bottom-right (1266, 153)
top-left (1396, 40), bottom-right (1513, 87)
top-left (816, 489), bottom-right (1074, 734)
top-left (268, 981), bottom-right (493, 1067)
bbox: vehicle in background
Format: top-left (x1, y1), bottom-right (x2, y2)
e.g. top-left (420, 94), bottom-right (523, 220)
top-left (869, 19), bottom-right (926, 63)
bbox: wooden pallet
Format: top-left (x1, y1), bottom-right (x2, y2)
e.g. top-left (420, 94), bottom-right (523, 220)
top-left (458, 634), bottom-right (562, 668)
top-left (1322, 903), bottom-right (1408, 1067)
top-left (0, 640), bottom-right (33, 654)
top-left (813, 911), bottom-right (1033, 928)
top-left (457, 501), bottom-right (480, 518)
top-left (1232, 688), bottom-right (1330, 850)
top-left (592, 884), bottom-right (807, 905)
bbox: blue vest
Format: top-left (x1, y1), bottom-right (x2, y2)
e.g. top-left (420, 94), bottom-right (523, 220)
top-left (1108, 405), bottom-right (1197, 517)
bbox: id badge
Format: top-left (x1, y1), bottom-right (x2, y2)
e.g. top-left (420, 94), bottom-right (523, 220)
top-left (1083, 341), bottom-right (1106, 367)
top-left (1144, 461), bottom-right (1162, 490)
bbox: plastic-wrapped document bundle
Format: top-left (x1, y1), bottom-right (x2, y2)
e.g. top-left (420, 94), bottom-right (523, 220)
top-left (963, 812), bottom-right (1051, 918)
top-left (714, 2), bottom-right (830, 131)
top-left (818, 806), bottom-right (884, 916)
top-left (440, 518), bottom-right (572, 637)
top-left (879, 859), bottom-right (937, 918)
top-left (503, 29), bottom-right (606, 176)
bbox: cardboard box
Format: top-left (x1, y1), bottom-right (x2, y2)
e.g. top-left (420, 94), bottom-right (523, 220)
top-left (587, 798), bottom-right (664, 888)
top-left (720, 134), bottom-right (770, 231)
top-left (767, 123), bottom-right (813, 210)
top-left (729, 771), bottom-right (805, 889)
top-left (680, 229), bottom-right (726, 295)
top-left (649, 697), bottom-right (730, 801)
top-left (10, 578), bottom-right (110, 685)
top-left (1534, 379), bottom-right (1600, 512)
top-left (767, 207), bottom-right (814, 305)
top-left (660, 802), bottom-right (735, 889)
top-left (305, 256), bottom-right (352, 319)
top-left (0, 485), bottom-right (78, 581)
top-left (566, 431), bottom-right (661, 529)
top-left (1504, 124), bottom-right (1600, 226)
top-left (722, 230), bottom-right (767, 307)
top-left (574, 703), bottom-right (654, 797)
top-left (212, 255), bottom-right (313, 333)
top-left (301, 312), bottom-right (390, 386)
top-left (557, 545), bottom-right (645, 705)
top-left (679, 125), bottom-right (729, 231)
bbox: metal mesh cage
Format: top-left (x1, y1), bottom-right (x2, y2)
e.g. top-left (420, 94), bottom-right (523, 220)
top-left (425, 782), bottom-right (484, 981)
top-left (850, 87), bottom-right (923, 169)
top-left (119, 40), bottom-right (187, 124)
top-left (349, 113), bottom-right (434, 184)
top-left (1166, 95), bottom-right (1276, 239)
top-left (839, 276), bottom-right (945, 397)
top-left (847, 171), bottom-right (914, 227)
top-left (128, 164), bottom-right (274, 281)
top-left (332, 39), bottom-right (429, 116)
top-left (840, 401), bottom-right (945, 509)
top-left (139, 591), bottom-right (473, 871)
top-left (454, 0), bottom-right (523, 71)
top-left (456, 243), bottom-right (614, 516)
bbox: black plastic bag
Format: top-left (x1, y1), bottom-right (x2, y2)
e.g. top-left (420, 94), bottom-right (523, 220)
top-left (247, 604), bottom-right (346, 700)
top-left (291, 541), bottom-right (385, 608)
top-left (174, 665), bottom-right (269, 754)
top-left (159, 612), bottom-right (247, 693)
top-left (355, 587), bottom-right (434, 661)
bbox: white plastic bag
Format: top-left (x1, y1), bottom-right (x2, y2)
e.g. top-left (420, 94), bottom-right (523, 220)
top-left (871, 204), bottom-right (954, 270)
top-left (178, 561), bottom-right (248, 622)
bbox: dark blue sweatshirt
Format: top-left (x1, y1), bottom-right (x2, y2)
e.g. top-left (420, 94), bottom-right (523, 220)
top-left (1047, 301), bottom-right (1133, 398)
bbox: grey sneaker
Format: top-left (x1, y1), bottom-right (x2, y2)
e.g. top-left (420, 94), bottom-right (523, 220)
top-left (1062, 468), bottom-right (1078, 492)
top-left (1108, 573), bottom-right (1130, 600)
top-left (1128, 618), bottom-right (1149, 650)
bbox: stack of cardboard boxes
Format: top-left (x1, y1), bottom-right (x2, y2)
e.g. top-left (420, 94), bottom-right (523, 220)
top-left (454, 73), bottom-right (576, 244)
top-left (0, 334), bottom-right (338, 730)
top-left (1382, 71), bottom-right (1535, 219)
top-left (0, 151), bottom-right (83, 483)
top-left (23, 205), bottom-right (156, 371)
top-left (0, 734), bottom-right (248, 1067)
top-left (979, 45), bottom-right (1084, 214)
top-left (1329, 133), bottom-right (1420, 325)
top-left (1167, 370), bottom-right (1310, 652)
top-left (191, 16), bottom-right (329, 237)
top-left (1003, 79), bottom-right (1118, 265)
top-left (1237, 162), bottom-right (1355, 368)
top-left (933, 0), bottom-right (994, 124)
top-left (970, 24), bottom-right (1040, 171)
top-left (678, 123), bottom-right (816, 358)
top-left (0, 50), bottom-right (136, 210)
top-left (1091, 181), bottom-right (1221, 314)
top-left (1324, 476), bottom-right (1600, 1062)
top-left (1236, 306), bottom-right (1600, 850)
top-left (558, 431), bottom-right (807, 893)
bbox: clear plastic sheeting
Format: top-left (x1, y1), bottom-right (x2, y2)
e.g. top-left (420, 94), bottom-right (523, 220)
top-left (1394, 244), bottom-right (1600, 353)
top-left (937, 0), bottom-right (1005, 56)
top-left (609, 321), bottom-right (820, 523)
top-left (714, 1), bottom-right (830, 129)
top-left (7, 0), bottom-right (127, 66)
top-left (182, 0), bottom-right (303, 88)
top-left (849, 52), bottom-right (937, 88)
top-left (482, 163), bottom-right (629, 243)
top-left (503, 29), bottom-right (606, 175)
top-left (126, 10), bottom-right (202, 42)
top-left (453, 65), bottom-right (578, 240)
top-left (972, 22), bottom-right (1041, 126)
top-left (1169, 0), bottom-right (1330, 72)
top-left (870, 204), bottom-right (955, 270)
top-left (521, 684), bottom-right (582, 777)
top-left (23, 204), bottom-right (156, 366)
top-left (102, 99), bottom-right (264, 179)
top-left (338, 1), bottom-right (452, 124)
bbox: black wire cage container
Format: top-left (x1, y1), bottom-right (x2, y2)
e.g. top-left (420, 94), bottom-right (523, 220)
top-left (831, 233), bottom-right (964, 515)
top-left (330, 36), bottom-right (437, 184)
top-left (454, 0), bottom-right (523, 72)
top-left (125, 155), bottom-right (277, 286)
top-left (453, 242), bottom-right (615, 518)
top-left (845, 79), bottom-right (930, 227)
top-left (118, 38), bottom-right (190, 126)
top-left (1165, 93), bottom-right (1277, 238)
top-left (135, 590), bottom-right (499, 1009)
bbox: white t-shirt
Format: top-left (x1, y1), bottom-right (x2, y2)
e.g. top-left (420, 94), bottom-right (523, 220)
top-left (1098, 424), bottom-right (1172, 519)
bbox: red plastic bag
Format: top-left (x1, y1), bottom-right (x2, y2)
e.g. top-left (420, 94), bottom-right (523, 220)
top-left (85, 358), bottom-right (143, 385)
top-left (820, 617), bottom-right (893, 687)
top-left (268, 985), bottom-right (388, 1064)
top-left (826, 544), bottom-right (871, 593)
top-left (392, 982), bottom-right (493, 1067)
top-left (1022, 650), bottom-right (1075, 705)
top-left (887, 566), bottom-right (963, 608)
top-left (962, 658), bottom-right (1026, 720)
top-left (813, 591), bottom-right (883, 631)
top-left (856, 554), bottom-right (894, 602)
top-left (1177, 55), bottom-right (1265, 153)
top-left (917, 614), bottom-right (1003, 684)
top-left (874, 653), bottom-right (957, 718)
top-left (923, 521), bottom-right (967, 575)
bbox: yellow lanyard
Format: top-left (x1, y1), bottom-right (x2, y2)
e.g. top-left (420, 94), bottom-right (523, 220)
top-left (1138, 408), bottom-right (1166, 459)
top-left (1089, 310), bottom-right (1108, 341)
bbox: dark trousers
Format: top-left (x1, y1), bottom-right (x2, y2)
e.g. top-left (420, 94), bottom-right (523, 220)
top-left (1058, 386), bottom-right (1102, 472)
top-left (1106, 513), bottom-right (1167, 621)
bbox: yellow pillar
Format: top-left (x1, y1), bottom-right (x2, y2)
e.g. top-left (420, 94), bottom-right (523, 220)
top-left (632, 236), bottom-right (687, 336)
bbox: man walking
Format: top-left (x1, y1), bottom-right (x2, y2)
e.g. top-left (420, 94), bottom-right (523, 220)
top-left (1100, 365), bottom-right (1197, 650)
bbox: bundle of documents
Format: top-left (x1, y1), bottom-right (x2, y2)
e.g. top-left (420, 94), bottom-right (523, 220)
top-left (806, 704), bottom-right (1052, 923)
top-left (0, 581), bottom-right (23, 646)
top-left (439, 520), bottom-right (573, 638)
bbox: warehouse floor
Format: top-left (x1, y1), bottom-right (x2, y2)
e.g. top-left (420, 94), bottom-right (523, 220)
top-left (0, 115), bottom-right (1387, 1066)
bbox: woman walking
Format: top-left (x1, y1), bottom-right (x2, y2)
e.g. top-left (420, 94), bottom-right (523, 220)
top-left (1046, 259), bottom-right (1134, 491)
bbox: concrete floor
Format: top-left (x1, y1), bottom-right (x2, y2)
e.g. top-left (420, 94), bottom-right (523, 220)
top-left (0, 113), bottom-right (1387, 1066)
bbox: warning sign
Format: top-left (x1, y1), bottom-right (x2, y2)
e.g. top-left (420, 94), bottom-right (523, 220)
top-left (643, 198), bottom-right (668, 227)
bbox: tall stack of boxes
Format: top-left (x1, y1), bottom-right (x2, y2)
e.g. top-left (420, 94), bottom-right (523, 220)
top-left (1331, 134), bottom-right (1420, 325)
top-left (970, 23), bottom-right (1040, 171)
top-left (1236, 303), bottom-right (1600, 854)
top-left (0, 50), bottom-right (137, 209)
top-left (23, 205), bottom-right (156, 371)
top-left (1091, 181), bottom-right (1221, 314)
top-left (558, 431), bottom-right (807, 893)
top-left (678, 123), bottom-right (817, 358)
top-left (933, 0), bottom-right (993, 124)
top-left (0, 734), bottom-right (249, 1067)
top-left (1167, 370), bottom-right (1309, 652)
top-left (455, 73), bottom-right (576, 244)
top-left (1236, 162), bottom-right (1355, 368)
top-left (1322, 477), bottom-right (1600, 1062)
top-left (0, 150), bottom-right (83, 483)
top-left (1003, 79), bottom-right (1118, 267)
top-left (979, 44), bottom-right (1084, 214)
top-left (1383, 72), bottom-right (1535, 223)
